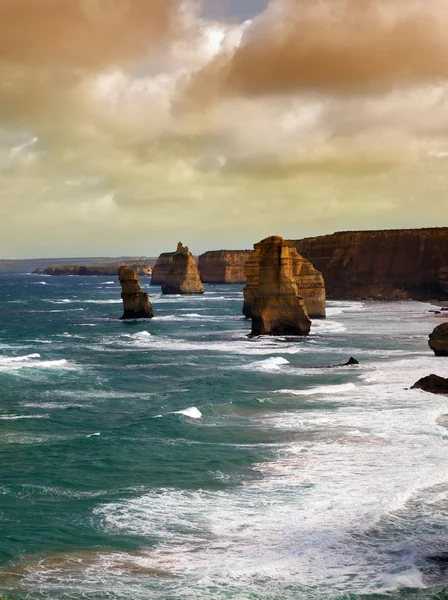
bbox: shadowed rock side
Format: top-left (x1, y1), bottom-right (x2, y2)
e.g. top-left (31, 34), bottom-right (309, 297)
top-left (243, 243), bottom-right (326, 319)
top-left (162, 243), bottom-right (204, 295)
top-left (412, 374), bottom-right (448, 395)
top-left (119, 266), bottom-right (154, 320)
top-left (198, 250), bottom-right (254, 283)
top-left (429, 322), bottom-right (448, 356)
top-left (296, 228), bottom-right (448, 300)
top-left (150, 252), bottom-right (175, 286)
top-left (250, 236), bottom-right (311, 337)
top-left (35, 264), bottom-right (152, 276)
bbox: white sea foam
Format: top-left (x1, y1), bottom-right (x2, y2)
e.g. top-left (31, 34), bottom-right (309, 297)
top-left (87, 432), bottom-right (101, 438)
top-left (248, 356), bottom-right (290, 372)
top-left (0, 414), bottom-right (49, 420)
top-left (31, 281), bottom-right (48, 285)
top-left (276, 383), bottom-right (357, 396)
top-left (0, 353), bottom-right (77, 373)
top-left (173, 407), bottom-right (202, 419)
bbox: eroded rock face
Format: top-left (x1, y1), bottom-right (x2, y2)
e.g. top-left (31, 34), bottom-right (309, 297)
top-left (36, 264), bottom-right (152, 277)
top-left (198, 250), bottom-right (254, 283)
top-left (249, 236), bottom-right (311, 336)
top-left (151, 252), bottom-right (175, 286)
top-left (119, 266), bottom-right (154, 320)
top-left (243, 242), bottom-right (326, 319)
top-left (162, 242), bottom-right (204, 295)
top-left (429, 322), bottom-right (448, 356)
top-left (296, 228), bottom-right (448, 300)
top-left (412, 374), bottom-right (448, 395)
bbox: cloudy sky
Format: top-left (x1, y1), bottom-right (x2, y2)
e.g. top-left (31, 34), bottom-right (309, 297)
top-left (1, 0), bottom-right (448, 258)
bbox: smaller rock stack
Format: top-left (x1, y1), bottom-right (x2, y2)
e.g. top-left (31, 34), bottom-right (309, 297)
top-left (119, 266), bottom-right (154, 319)
top-left (151, 252), bottom-right (176, 286)
top-left (162, 242), bottom-right (204, 295)
top-left (429, 322), bottom-right (448, 356)
top-left (249, 236), bottom-right (311, 336)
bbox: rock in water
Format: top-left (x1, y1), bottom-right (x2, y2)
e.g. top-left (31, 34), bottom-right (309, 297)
top-left (243, 240), bottom-right (325, 319)
top-left (250, 236), bottom-right (311, 336)
top-left (119, 266), bottom-right (154, 319)
top-left (412, 374), bottom-right (448, 395)
top-left (161, 243), bottom-right (204, 295)
top-left (151, 252), bottom-right (176, 286)
top-left (429, 322), bottom-right (448, 356)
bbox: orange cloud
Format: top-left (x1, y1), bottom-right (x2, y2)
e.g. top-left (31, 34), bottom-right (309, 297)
top-left (184, 0), bottom-right (448, 105)
top-left (0, 0), bottom-right (186, 69)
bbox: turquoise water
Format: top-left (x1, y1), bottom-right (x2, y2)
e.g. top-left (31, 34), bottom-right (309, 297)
top-left (1, 273), bottom-right (448, 599)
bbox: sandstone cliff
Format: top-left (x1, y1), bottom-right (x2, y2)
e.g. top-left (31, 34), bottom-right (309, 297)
top-left (296, 228), bottom-right (448, 300)
top-left (150, 253), bottom-right (175, 286)
top-left (198, 250), bottom-right (253, 283)
top-left (119, 267), bottom-right (154, 320)
top-left (35, 264), bottom-right (152, 277)
top-left (249, 236), bottom-right (311, 336)
top-left (162, 243), bottom-right (204, 295)
top-left (243, 243), bottom-right (326, 319)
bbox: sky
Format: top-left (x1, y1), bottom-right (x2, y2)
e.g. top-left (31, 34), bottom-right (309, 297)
top-left (1, 0), bottom-right (448, 258)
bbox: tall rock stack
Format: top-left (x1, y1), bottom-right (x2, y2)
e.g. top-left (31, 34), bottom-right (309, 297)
top-left (119, 266), bottom-right (154, 320)
top-left (151, 252), bottom-right (176, 286)
top-left (162, 242), bottom-right (204, 295)
top-left (249, 236), bottom-right (311, 336)
top-left (243, 241), bottom-right (326, 319)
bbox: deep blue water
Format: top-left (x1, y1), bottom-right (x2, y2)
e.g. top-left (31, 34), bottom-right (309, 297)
top-left (0, 273), bottom-right (448, 599)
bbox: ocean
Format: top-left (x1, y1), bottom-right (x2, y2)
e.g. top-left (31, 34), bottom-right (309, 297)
top-left (0, 272), bottom-right (447, 599)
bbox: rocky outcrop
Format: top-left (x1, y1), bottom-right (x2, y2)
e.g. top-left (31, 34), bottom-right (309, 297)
top-left (35, 264), bottom-right (152, 276)
top-left (249, 236), bottom-right (311, 336)
top-left (429, 322), bottom-right (448, 356)
top-left (198, 250), bottom-right (253, 283)
top-left (119, 267), bottom-right (154, 320)
top-left (150, 253), bottom-right (176, 286)
top-left (161, 243), bottom-right (204, 295)
top-left (243, 242), bottom-right (326, 319)
top-left (296, 228), bottom-right (448, 300)
top-left (412, 374), bottom-right (448, 395)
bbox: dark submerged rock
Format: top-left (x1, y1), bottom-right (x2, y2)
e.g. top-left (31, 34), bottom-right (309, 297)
top-left (411, 374), bottom-right (448, 395)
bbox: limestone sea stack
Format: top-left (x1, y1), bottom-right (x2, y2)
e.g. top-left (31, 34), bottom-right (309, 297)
top-left (429, 322), bottom-right (448, 356)
top-left (243, 242), bottom-right (326, 319)
top-left (249, 236), bottom-right (311, 336)
top-left (296, 228), bottom-right (448, 300)
top-left (151, 252), bottom-right (176, 286)
top-left (161, 243), bottom-right (204, 295)
top-left (119, 266), bottom-right (154, 319)
top-left (198, 250), bottom-right (254, 283)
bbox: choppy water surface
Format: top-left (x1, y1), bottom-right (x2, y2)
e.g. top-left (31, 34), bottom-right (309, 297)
top-left (0, 273), bottom-right (447, 599)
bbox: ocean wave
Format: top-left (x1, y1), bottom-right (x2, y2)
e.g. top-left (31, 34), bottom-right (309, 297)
top-left (247, 357), bottom-right (290, 372)
top-left (173, 407), bottom-right (202, 419)
top-left (276, 383), bottom-right (357, 396)
top-left (0, 414), bottom-right (49, 420)
top-left (0, 353), bottom-right (77, 373)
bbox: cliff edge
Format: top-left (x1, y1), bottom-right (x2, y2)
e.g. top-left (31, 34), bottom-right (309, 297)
top-left (296, 228), bottom-right (448, 300)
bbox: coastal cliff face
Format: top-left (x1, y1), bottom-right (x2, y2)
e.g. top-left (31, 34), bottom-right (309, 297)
top-left (150, 253), bottom-right (175, 286)
top-left (249, 236), bottom-right (311, 336)
top-left (296, 228), bottom-right (448, 300)
top-left (198, 250), bottom-right (253, 283)
top-left (161, 243), bottom-right (204, 295)
top-left (119, 267), bottom-right (154, 320)
top-left (243, 243), bottom-right (326, 319)
top-left (35, 264), bottom-right (152, 277)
